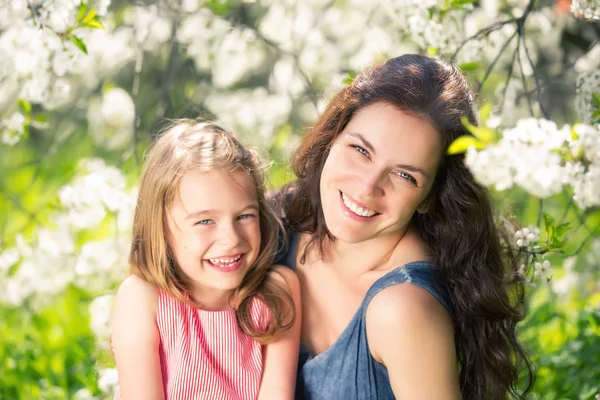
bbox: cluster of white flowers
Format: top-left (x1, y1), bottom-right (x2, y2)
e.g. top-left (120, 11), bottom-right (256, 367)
top-left (566, 123), bottom-right (600, 208)
top-left (466, 118), bottom-right (571, 198)
top-left (0, 158), bottom-right (133, 306)
top-left (571, 0), bottom-right (600, 20)
top-left (515, 225), bottom-right (540, 248)
top-left (552, 257), bottom-right (580, 297)
top-left (205, 88), bottom-right (293, 148)
top-left (0, 0), bottom-right (111, 112)
top-left (178, 11), bottom-right (268, 89)
top-left (384, 0), bottom-right (464, 56)
top-left (58, 158), bottom-right (132, 229)
top-left (534, 259), bottom-right (553, 281)
top-left (1, 111), bottom-right (26, 145)
top-left (97, 367), bottom-right (119, 395)
top-left (88, 293), bottom-right (115, 348)
top-left (466, 118), bottom-right (600, 208)
top-left (576, 71), bottom-right (600, 124)
top-left (87, 87), bottom-right (136, 151)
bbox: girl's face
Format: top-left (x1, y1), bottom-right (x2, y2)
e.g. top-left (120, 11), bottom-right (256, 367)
top-left (166, 168), bottom-right (261, 302)
top-left (319, 102), bottom-right (442, 244)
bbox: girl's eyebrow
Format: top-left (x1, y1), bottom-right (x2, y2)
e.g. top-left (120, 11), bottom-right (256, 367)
top-left (346, 132), bottom-right (431, 179)
top-left (185, 204), bottom-right (259, 220)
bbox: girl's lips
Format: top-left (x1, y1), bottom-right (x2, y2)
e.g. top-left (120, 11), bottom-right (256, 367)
top-left (206, 253), bottom-right (245, 272)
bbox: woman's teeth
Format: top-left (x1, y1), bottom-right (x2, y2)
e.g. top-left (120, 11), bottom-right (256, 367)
top-left (208, 255), bottom-right (241, 267)
top-left (341, 193), bottom-right (378, 217)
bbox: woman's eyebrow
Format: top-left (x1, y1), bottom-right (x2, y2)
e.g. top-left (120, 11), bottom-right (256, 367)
top-left (347, 132), bottom-right (431, 179)
top-left (347, 132), bottom-right (376, 155)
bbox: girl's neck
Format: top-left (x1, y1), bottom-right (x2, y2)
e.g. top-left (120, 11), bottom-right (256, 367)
top-left (189, 286), bottom-right (235, 311)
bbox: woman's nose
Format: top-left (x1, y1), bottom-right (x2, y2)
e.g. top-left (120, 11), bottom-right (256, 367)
top-left (359, 168), bottom-right (384, 197)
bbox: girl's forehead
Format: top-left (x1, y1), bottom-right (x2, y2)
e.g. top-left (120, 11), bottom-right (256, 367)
top-left (173, 168), bottom-right (257, 211)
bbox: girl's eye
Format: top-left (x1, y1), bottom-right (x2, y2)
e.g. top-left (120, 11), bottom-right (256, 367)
top-left (237, 213), bottom-right (257, 221)
top-left (350, 144), bottom-right (370, 158)
top-left (395, 171), bottom-right (418, 186)
top-left (195, 219), bottom-right (213, 225)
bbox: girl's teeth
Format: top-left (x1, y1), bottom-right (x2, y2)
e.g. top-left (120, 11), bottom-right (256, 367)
top-left (341, 193), bottom-right (377, 217)
top-left (209, 255), bottom-right (241, 266)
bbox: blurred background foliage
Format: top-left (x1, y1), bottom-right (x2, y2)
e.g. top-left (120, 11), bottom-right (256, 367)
top-left (0, 0), bottom-right (599, 398)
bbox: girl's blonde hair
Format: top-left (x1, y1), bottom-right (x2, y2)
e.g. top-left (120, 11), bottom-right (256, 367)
top-left (130, 120), bottom-right (294, 343)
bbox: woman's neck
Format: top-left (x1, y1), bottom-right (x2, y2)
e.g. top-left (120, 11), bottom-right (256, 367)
top-left (301, 225), bottom-right (428, 279)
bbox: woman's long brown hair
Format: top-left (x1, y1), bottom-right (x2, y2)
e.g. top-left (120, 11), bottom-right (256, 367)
top-left (278, 54), bottom-right (535, 398)
top-left (130, 121), bottom-right (294, 343)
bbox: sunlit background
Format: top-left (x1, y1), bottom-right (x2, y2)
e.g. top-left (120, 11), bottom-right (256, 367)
top-left (0, 0), bottom-right (599, 398)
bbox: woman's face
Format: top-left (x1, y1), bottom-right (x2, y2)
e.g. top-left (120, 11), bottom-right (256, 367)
top-left (319, 102), bottom-right (442, 244)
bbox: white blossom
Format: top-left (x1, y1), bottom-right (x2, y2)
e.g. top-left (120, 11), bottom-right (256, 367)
top-left (571, 0), bottom-right (600, 20)
top-left (97, 367), bottom-right (119, 394)
top-left (515, 226), bottom-right (540, 248)
top-left (465, 119), bottom-right (570, 198)
top-left (212, 28), bottom-right (267, 88)
top-left (87, 88), bottom-right (135, 151)
top-left (576, 71), bottom-right (600, 124)
top-left (567, 161), bottom-right (600, 209)
top-left (1, 111), bottom-right (26, 145)
top-left (206, 88), bottom-right (292, 148)
top-left (58, 158), bottom-right (129, 229)
top-left (124, 5), bottom-right (172, 51)
top-left (89, 294), bottom-right (115, 347)
top-left (534, 259), bottom-right (553, 281)
top-left (0, 247), bottom-right (20, 273)
top-left (552, 257), bottom-right (580, 297)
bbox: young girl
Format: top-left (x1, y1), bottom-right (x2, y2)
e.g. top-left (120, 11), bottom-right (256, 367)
top-left (111, 121), bottom-right (301, 400)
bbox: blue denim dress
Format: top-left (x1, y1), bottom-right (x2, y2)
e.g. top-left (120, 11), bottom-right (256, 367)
top-left (278, 232), bottom-right (453, 400)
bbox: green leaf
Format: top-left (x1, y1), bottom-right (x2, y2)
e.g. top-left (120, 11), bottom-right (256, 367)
top-left (459, 62), bottom-right (479, 72)
top-left (342, 72), bottom-right (355, 85)
top-left (447, 135), bottom-right (486, 155)
top-left (461, 116), bottom-right (496, 143)
top-left (31, 113), bottom-right (49, 129)
top-left (76, 2), bottom-right (86, 22)
top-left (82, 19), bottom-right (104, 29)
top-left (427, 47), bottom-right (438, 55)
top-left (452, 0), bottom-right (476, 5)
top-left (555, 222), bottom-right (570, 239)
top-left (82, 8), bottom-right (96, 24)
top-left (543, 212), bottom-right (555, 240)
top-left (480, 103), bottom-right (492, 124)
top-left (592, 110), bottom-right (600, 120)
top-left (68, 35), bottom-right (88, 54)
top-left (18, 99), bottom-right (31, 115)
top-left (592, 92), bottom-right (600, 107)
top-left (571, 125), bottom-right (580, 141)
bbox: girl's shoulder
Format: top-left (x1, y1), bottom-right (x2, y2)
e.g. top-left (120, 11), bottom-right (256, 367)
top-left (114, 275), bottom-right (159, 316)
top-left (111, 275), bottom-right (160, 360)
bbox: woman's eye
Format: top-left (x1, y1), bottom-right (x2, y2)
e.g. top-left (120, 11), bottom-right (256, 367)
top-left (195, 219), bottom-right (213, 225)
top-left (396, 171), bottom-right (418, 185)
top-left (237, 213), bottom-right (256, 221)
top-left (350, 145), bottom-right (370, 157)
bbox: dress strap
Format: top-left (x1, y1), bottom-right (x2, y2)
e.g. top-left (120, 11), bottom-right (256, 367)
top-left (362, 262), bottom-right (453, 316)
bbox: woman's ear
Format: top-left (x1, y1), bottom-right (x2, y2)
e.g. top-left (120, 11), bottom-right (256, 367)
top-left (417, 199), bottom-right (431, 214)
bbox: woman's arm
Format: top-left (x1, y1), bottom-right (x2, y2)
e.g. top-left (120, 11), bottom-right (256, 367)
top-left (111, 275), bottom-right (164, 400)
top-left (366, 283), bottom-right (461, 400)
top-left (257, 265), bottom-right (302, 400)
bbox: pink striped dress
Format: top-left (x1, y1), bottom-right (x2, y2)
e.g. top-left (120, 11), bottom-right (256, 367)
top-left (115, 288), bottom-right (269, 400)
top-left (157, 289), bottom-right (269, 399)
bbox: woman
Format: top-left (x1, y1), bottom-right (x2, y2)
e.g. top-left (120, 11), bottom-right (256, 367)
top-left (274, 54), bottom-right (534, 399)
